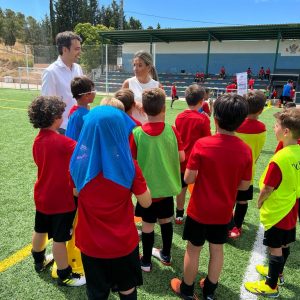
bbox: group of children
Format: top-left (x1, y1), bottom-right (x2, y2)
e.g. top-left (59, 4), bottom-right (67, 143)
top-left (28, 75), bottom-right (300, 299)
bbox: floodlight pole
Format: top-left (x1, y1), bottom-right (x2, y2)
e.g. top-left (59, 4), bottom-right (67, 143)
top-left (105, 44), bottom-right (108, 94)
top-left (119, 0), bottom-right (124, 30)
top-left (273, 31), bottom-right (281, 73)
top-left (205, 33), bottom-right (211, 76)
top-left (150, 35), bottom-right (153, 55)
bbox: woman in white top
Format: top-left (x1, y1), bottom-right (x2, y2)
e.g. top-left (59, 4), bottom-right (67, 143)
top-left (122, 51), bottom-right (161, 123)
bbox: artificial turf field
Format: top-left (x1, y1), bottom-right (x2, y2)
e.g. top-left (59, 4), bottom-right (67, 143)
top-left (0, 88), bottom-right (299, 300)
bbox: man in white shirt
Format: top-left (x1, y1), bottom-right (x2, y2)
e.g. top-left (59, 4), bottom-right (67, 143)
top-left (42, 31), bottom-right (83, 134)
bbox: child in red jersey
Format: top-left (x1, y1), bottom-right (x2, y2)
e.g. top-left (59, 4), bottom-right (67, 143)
top-left (131, 88), bottom-right (185, 271)
top-left (248, 78), bottom-right (255, 90)
top-left (28, 96), bottom-right (85, 287)
top-left (170, 83), bottom-right (179, 108)
top-left (226, 81), bottom-right (237, 93)
top-left (175, 85), bottom-right (211, 224)
top-left (115, 88), bottom-right (142, 126)
top-left (228, 91), bottom-right (267, 239)
top-left (171, 94), bottom-right (252, 300)
top-left (245, 108), bottom-right (300, 298)
top-left (198, 88), bottom-right (211, 117)
top-left (258, 67), bottom-right (265, 80)
top-left (66, 76), bottom-right (96, 141)
top-left (71, 105), bottom-right (151, 300)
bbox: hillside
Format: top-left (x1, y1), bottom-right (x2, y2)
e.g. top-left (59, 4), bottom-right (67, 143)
top-left (0, 42), bottom-right (33, 78)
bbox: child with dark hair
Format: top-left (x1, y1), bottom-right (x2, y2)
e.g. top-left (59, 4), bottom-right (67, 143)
top-left (228, 90), bottom-right (267, 239)
top-left (28, 96), bottom-right (85, 287)
top-left (131, 87), bottom-right (184, 271)
top-left (115, 88), bottom-right (142, 126)
top-left (65, 76), bottom-right (96, 141)
top-left (171, 94), bottom-right (252, 300)
top-left (245, 108), bottom-right (300, 298)
top-left (175, 85), bottom-right (211, 224)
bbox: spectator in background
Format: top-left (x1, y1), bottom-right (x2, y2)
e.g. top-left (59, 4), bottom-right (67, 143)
top-left (219, 66), bottom-right (226, 79)
top-left (194, 71), bottom-right (200, 83)
top-left (282, 80), bottom-right (293, 105)
top-left (248, 78), bottom-right (255, 90)
top-left (258, 67), bottom-right (265, 80)
top-left (247, 67), bottom-right (252, 79)
top-left (271, 88), bottom-right (278, 99)
top-left (226, 81), bottom-right (237, 93)
top-left (265, 67), bottom-right (271, 80)
top-left (199, 71), bottom-right (205, 82)
top-left (170, 83), bottom-right (179, 108)
top-left (290, 87), bottom-right (296, 102)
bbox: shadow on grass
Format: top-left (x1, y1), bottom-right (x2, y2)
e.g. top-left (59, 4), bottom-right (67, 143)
top-left (253, 186), bottom-right (260, 194)
top-left (280, 282), bottom-right (300, 299)
top-left (139, 265), bottom-right (239, 299)
top-left (261, 149), bottom-right (275, 155)
top-left (227, 221), bottom-right (259, 251)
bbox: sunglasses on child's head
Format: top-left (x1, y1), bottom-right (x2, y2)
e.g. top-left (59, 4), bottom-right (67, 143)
top-left (78, 90), bottom-right (96, 96)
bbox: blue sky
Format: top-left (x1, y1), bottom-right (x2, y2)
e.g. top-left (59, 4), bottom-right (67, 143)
top-left (0, 0), bottom-right (299, 28)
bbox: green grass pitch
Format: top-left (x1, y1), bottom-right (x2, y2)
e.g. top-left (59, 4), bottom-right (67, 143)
top-left (0, 88), bottom-right (299, 299)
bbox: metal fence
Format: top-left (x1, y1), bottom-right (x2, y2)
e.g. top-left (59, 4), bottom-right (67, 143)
top-left (1, 43), bottom-right (296, 101)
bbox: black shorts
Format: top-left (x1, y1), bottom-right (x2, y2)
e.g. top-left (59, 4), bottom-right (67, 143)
top-left (183, 216), bottom-right (228, 246)
top-left (81, 246), bottom-right (142, 299)
top-left (135, 196), bottom-right (174, 223)
top-left (181, 172), bottom-right (188, 188)
top-left (34, 210), bottom-right (76, 242)
top-left (236, 185), bottom-right (253, 201)
top-left (263, 226), bottom-right (296, 248)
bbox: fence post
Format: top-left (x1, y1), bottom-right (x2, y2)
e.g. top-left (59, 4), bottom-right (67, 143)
top-left (25, 45), bottom-right (29, 90)
top-left (105, 44), bottom-right (108, 94)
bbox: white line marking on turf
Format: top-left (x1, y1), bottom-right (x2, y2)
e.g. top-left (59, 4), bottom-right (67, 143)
top-left (240, 223), bottom-right (267, 300)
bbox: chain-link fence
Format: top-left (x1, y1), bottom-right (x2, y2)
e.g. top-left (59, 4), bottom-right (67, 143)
top-left (0, 43), bottom-right (283, 100)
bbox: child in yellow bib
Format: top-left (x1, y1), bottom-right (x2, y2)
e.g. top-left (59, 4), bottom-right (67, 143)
top-left (229, 90), bottom-right (267, 239)
top-left (245, 108), bottom-right (300, 298)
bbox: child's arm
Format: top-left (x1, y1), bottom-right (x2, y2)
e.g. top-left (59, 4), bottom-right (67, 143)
top-left (184, 169), bottom-right (197, 184)
top-left (179, 150), bottom-right (185, 163)
top-left (258, 162), bottom-right (281, 208)
top-left (136, 188), bottom-right (151, 208)
top-left (132, 160), bottom-right (152, 208)
top-left (172, 126), bottom-right (185, 162)
top-left (238, 180), bottom-right (251, 191)
top-left (257, 185), bottom-right (274, 209)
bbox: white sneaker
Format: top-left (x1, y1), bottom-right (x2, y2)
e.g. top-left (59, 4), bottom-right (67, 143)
top-left (58, 273), bottom-right (86, 287)
top-left (34, 253), bottom-right (54, 273)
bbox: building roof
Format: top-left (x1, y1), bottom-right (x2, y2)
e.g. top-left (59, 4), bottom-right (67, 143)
top-left (100, 23), bottom-right (300, 44)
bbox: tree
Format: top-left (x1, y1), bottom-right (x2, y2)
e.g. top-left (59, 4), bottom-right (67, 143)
top-left (88, 0), bottom-right (98, 25)
top-left (156, 23), bottom-right (161, 29)
top-left (126, 17), bottom-right (143, 30)
top-left (24, 16), bottom-right (42, 45)
top-left (40, 15), bottom-right (53, 45)
top-left (0, 8), bottom-right (4, 40)
top-left (49, 0), bottom-right (56, 43)
top-left (74, 22), bottom-right (112, 72)
top-left (3, 9), bottom-right (17, 46)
